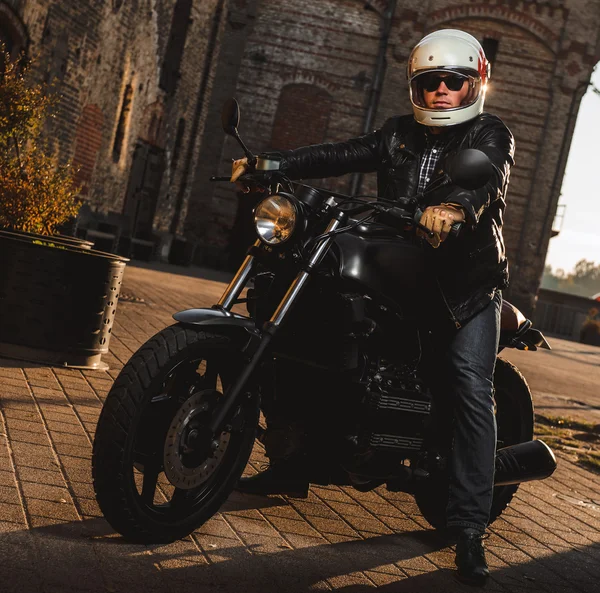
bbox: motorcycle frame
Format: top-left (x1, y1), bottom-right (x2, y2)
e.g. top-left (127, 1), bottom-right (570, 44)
top-left (174, 188), bottom-right (549, 441)
top-left (174, 210), bottom-right (348, 435)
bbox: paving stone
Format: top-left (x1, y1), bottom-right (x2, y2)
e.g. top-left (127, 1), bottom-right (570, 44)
top-left (20, 481), bottom-right (71, 503)
top-left (224, 513), bottom-right (280, 537)
top-left (0, 484), bottom-right (20, 505)
top-left (0, 566), bottom-right (43, 593)
top-left (279, 532), bottom-right (327, 549)
top-left (26, 497), bottom-right (79, 521)
top-left (266, 514), bottom-right (323, 537)
top-left (0, 266), bottom-right (599, 593)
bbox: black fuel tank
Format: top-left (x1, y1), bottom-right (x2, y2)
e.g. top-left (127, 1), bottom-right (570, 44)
top-left (332, 224), bottom-right (433, 310)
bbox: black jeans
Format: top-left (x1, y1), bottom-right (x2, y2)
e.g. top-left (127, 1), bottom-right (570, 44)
top-left (430, 290), bottom-right (502, 532)
top-left (261, 290), bottom-right (501, 532)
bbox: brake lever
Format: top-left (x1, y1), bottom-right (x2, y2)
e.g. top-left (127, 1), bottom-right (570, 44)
top-left (378, 204), bottom-right (435, 236)
top-left (416, 222), bottom-right (435, 238)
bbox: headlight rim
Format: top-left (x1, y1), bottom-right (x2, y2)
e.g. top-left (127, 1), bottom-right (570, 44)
top-left (253, 193), bottom-right (301, 246)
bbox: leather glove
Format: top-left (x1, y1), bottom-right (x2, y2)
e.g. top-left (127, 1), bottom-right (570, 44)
top-left (417, 203), bottom-right (466, 248)
top-left (230, 157), bottom-right (250, 193)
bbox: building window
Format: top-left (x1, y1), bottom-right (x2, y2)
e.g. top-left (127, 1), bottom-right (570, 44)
top-left (160, 0), bottom-right (193, 95)
top-left (271, 84), bottom-right (333, 150)
top-left (0, 3), bottom-right (29, 58)
top-left (113, 84), bottom-right (133, 162)
top-left (481, 38), bottom-right (499, 77)
top-left (73, 105), bottom-right (104, 195)
top-left (171, 118), bottom-right (186, 174)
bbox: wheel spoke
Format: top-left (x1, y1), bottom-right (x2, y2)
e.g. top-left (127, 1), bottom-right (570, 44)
top-left (141, 463), bottom-right (161, 505)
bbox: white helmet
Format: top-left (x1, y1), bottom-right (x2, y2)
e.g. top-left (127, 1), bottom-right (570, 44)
top-left (407, 29), bottom-right (490, 127)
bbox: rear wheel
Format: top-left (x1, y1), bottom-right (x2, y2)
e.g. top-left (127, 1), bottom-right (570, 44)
top-left (92, 324), bottom-right (259, 543)
top-left (415, 357), bottom-right (533, 529)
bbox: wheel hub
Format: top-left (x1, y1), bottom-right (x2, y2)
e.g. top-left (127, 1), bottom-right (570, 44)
top-left (163, 390), bottom-right (230, 489)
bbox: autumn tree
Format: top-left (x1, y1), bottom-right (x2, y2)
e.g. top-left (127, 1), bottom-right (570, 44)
top-left (0, 49), bottom-right (80, 235)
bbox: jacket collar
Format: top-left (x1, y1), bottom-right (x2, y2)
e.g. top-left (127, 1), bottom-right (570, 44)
top-left (402, 117), bottom-right (475, 156)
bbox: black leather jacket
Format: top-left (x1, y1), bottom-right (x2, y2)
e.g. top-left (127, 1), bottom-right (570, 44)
top-left (263, 113), bottom-right (515, 326)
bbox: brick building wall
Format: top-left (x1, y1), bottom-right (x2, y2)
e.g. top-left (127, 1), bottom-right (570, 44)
top-left (2, 1), bottom-right (598, 315)
top-left (193, 0), bottom-right (600, 315)
top-left (185, 0), bottom-right (386, 266)
top-left (1, 0), bottom-right (229, 246)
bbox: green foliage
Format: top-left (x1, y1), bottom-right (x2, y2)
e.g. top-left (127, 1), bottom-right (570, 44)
top-left (542, 259), bottom-right (600, 298)
top-left (535, 413), bottom-right (600, 475)
top-left (0, 49), bottom-right (80, 235)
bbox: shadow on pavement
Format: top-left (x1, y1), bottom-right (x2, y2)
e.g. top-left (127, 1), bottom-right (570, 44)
top-left (0, 514), bottom-right (597, 593)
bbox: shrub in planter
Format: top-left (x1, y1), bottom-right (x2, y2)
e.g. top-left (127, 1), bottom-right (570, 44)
top-left (0, 49), bottom-right (127, 369)
top-left (0, 49), bottom-right (80, 234)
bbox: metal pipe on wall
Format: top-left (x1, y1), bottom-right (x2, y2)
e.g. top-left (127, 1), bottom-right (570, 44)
top-left (349, 0), bottom-right (397, 197)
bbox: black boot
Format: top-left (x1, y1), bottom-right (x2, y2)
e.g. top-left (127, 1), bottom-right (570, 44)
top-left (236, 461), bottom-right (309, 498)
top-left (455, 528), bottom-right (490, 587)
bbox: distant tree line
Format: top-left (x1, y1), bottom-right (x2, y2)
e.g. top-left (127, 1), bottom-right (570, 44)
top-left (542, 259), bottom-right (600, 298)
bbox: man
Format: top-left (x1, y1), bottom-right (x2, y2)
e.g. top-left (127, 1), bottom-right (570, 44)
top-left (231, 29), bottom-right (514, 587)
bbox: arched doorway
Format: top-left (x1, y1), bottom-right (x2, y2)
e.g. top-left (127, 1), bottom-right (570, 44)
top-left (0, 3), bottom-right (28, 57)
top-left (270, 83), bottom-right (333, 149)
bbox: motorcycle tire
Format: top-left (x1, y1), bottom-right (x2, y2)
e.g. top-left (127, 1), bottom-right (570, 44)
top-left (414, 357), bottom-right (534, 529)
top-left (92, 324), bottom-right (259, 544)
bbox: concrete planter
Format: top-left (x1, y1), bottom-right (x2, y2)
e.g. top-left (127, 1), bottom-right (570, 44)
top-left (1, 228), bottom-right (95, 250)
top-left (0, 230), bottom-right (128, 369)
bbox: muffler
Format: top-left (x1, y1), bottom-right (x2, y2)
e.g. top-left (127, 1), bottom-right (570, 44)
top-left (494, 440), bottom-right (557, 486)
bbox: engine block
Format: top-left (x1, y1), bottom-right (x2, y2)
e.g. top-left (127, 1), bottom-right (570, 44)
top-left (360, 376), bottom-right (432, 455)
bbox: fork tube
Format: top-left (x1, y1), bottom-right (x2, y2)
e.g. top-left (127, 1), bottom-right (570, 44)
top-left (208, 217), bottom-right (343, 434)
top-left (217, 240), bottom-right (260, 310)
top-left (271, 217), bottom-right (342, 326)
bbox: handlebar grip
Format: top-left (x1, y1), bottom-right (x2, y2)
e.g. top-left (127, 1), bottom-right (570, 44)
top-left (448, 221), bottom-right (463, 238)
top-left (414, 208), bottom-right (463, 238)
top-left (209, 176), bottom-right (231, 182)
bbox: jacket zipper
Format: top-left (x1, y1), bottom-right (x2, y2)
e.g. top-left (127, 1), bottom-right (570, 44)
top-left (435, 276), bottom-right (462, 329)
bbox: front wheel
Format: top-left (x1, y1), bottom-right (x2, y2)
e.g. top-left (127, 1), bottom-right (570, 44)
top-left (92, 324), bottom-right (259, 543)
top-left (415, 357), bottom-right (534, 529)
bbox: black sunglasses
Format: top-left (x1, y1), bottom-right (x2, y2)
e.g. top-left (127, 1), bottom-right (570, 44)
top-left (419, 73), bottom-right (468, 92)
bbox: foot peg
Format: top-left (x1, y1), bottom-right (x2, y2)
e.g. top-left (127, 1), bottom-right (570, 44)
top-left (236, 466), bottom-right (309, 498)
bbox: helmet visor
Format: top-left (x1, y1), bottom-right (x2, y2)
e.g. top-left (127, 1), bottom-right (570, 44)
top-left (410, 70), bottom-right (482, 109)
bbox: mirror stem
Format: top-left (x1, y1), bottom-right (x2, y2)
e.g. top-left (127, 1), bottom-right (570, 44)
top-left (233, 129), bottom-right (255, 164)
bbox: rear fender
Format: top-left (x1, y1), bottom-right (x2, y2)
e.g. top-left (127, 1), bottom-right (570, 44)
top-left (499, 323), bottom-right (551, 352)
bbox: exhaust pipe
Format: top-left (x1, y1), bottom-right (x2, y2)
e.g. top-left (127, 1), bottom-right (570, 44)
top-left (494, 440), bottom-right (557, 486)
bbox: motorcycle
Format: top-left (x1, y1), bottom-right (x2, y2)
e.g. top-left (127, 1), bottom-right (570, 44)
top-left (92, 99), bottom-right (557, 543)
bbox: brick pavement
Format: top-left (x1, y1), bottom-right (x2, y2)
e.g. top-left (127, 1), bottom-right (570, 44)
top-left (0, 262), bottom-right (599, 593)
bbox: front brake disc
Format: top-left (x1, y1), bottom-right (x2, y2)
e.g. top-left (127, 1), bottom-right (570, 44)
top-left (163, 390), bottom-right (230, 489)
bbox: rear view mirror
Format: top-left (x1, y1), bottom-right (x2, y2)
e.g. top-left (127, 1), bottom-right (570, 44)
top-left (221, 98), bottom-right (240, 136)
top-left (220, 98), bottom-right (255, 163)
top-left (446, 149), bottom-right (494, 190)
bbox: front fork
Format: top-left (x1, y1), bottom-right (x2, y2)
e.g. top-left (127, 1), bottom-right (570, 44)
top-left (208, 214), bottom-right (345, 433)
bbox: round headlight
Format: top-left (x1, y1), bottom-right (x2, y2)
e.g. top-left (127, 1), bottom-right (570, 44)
top-left (254, 195), bottom-right (297, 245)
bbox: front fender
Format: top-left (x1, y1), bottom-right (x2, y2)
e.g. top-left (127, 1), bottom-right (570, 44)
top-left (173, 307), bottom-right (258, 336)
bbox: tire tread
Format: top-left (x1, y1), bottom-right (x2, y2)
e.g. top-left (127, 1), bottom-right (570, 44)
top-left (92, 324), bottom-right (256, 543)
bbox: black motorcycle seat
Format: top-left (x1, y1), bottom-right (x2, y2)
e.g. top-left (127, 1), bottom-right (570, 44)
top-left (353, 222), bottom-right (401, 238)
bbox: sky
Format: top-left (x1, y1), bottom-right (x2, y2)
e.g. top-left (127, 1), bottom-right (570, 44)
top-left (544, 66), bottom-right (600, 274)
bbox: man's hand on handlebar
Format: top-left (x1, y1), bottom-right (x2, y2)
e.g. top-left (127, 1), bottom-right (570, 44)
top-left (417, 203), bottom-right (466, 248)
top-left (230, 157), bottom-right (250, 193)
